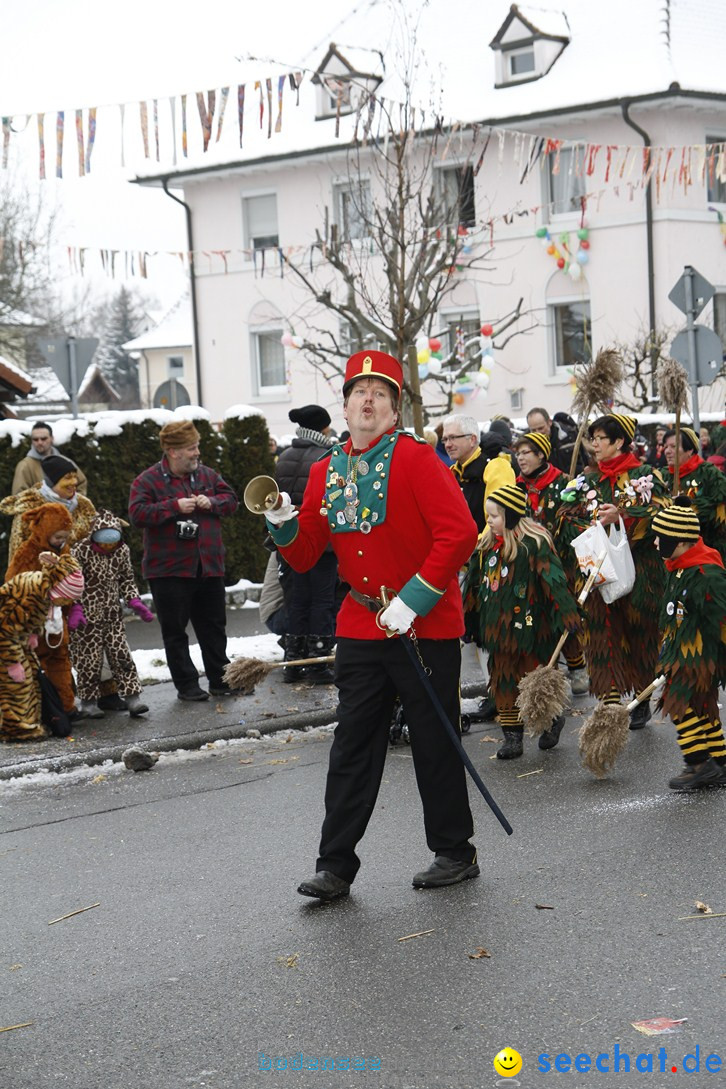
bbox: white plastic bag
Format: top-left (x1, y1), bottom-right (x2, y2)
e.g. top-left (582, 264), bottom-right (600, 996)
top-left (598, 517), bottom-right (636, 604)
top-left (570, 521), bottom-right (618, 586)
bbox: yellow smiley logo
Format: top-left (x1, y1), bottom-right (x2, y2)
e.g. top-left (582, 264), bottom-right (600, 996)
top-left (493, 1047), bottom-right (523, 1077)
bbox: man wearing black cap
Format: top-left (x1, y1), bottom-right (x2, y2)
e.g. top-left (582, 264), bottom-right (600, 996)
top-left (264, 351), bottom-right (479, 900)
top-left (274, 404), bottom-right (338, 683)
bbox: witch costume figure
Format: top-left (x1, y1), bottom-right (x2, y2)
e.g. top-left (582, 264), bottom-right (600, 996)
top-left (464, 483), bottom-right (579, 760)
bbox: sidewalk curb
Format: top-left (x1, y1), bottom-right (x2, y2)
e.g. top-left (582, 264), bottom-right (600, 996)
top-left (0, 682), bottom-right (487, 781)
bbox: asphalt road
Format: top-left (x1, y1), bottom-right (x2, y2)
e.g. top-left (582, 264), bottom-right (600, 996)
top-left (2, 709), bottom-right (725, 1089)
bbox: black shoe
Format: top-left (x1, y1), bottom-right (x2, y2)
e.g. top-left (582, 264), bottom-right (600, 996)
top-left (282, 635), bottom-right (308, 683)
top-left (629, 699), bottom-right (652, 730)
top-left (412, 855), bottom-right (480, 889)
top-left (297, 871), bottom-right (351, 901)
top-left (97, 693), bottom-right (128, 712)
top-left (304, 635), bottom-right (335, 684)
top-left (475, 695), bottom-right (497, 722)
top-left (177, 686), bottom-right (209, 702)
top-left (497, 728), bottom-right (524, 759)
top-left (668, 758), bottom-right (722, 791)
top-left (209, 682), bottom-right (234, 697)
top-left (539, 714), bottom-right (566, 750)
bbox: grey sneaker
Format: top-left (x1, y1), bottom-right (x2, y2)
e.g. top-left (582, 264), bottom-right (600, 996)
top-left (125, 694), bottom-right (149, 717)
top-left (78, 700), bottom-right (104, 719)
top-left (569, 668), bottom-right (590, 696)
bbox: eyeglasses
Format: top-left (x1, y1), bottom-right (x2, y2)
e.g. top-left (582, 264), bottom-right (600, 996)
top-left (443, 434), bottom-right (473, 443)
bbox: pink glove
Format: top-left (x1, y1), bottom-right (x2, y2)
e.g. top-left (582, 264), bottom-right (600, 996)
top-left (67, 602), bottom-right (88, 630)
top-left (128, 597), bottom-right (154, 623)
top-left (8, 663), bottom-right (26, 683)
top-left (27, 634), bottom-right (39, 649)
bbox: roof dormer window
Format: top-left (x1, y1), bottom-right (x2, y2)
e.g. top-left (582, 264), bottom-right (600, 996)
top-left (490, 4), bottom-right (570, 88)
top-left (312, 43), bottom-right (384, 121)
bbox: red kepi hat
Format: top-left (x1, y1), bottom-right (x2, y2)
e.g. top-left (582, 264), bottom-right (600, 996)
top-left (342, 350), bottom-right (403, 397)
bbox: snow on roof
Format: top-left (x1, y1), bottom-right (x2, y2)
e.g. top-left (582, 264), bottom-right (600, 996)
top-left (505, 4), bottom-right (571, 41)
top-left (223, 404), bottom-right (268, 421)
top-left (135, 0), bottom-right (726, 188)
top-left (77, 362), bottom-right (120, 400)
top-left (123, 294), bottom-right (192, 352)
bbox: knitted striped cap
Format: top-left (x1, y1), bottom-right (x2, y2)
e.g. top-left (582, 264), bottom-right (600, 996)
top-left (652, 498), bottom-right (700, 541)
top-left (49, 569), bottom-right (85, 602)
top-left (515, 431), bottom-right (551, 460)
top-left (488, 483), bottom-right (527, 520)
top-left (680, 426), bottom-right (699, 452)
top-left (607, 413), bottom-right (637, 441)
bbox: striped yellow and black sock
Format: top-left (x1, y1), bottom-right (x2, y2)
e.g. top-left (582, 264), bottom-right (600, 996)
top-left (701, 717), bottom-right (726, 763)
top-left (499, 708), bottom-right (522, 730)
top-left (673, 708), bottom-right (712, 764)
top-left (604, 686), bottom-right (621, 706)
top-left (565, 652), bottom-right (586, 671)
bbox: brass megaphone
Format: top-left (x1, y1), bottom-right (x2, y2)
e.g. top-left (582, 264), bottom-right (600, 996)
top-left (243, 475), bottom-right (282, 514)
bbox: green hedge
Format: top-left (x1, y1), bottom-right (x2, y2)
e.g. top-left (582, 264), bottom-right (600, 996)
top-left (0, 413), bottom-right (273, 588)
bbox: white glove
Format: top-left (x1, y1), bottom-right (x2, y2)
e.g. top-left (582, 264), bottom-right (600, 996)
top-left (264, 492), bottom-right (297, 526)
top-left (379, 595), bottom-right (417, 635)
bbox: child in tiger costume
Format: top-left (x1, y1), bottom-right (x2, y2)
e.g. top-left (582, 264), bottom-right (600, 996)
top-left (0, 554), bottom-right (84, 743)
top-left (5, 503), bottom-right (78, 715)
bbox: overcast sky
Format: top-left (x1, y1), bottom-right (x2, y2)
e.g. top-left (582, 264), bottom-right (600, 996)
top-left (1, 0), bottom-right (362, 309)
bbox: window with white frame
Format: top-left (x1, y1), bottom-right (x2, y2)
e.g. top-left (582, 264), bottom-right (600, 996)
top-left (167, 355), bottom-right (184, 379)
top-left (439, 165), bottom-right (476, 229)
top-left (242, 193), bottom-right (279, 252)
top-left (547, 146), bottom-right (587, 216)
top-left (551, 300), bottom-right (592, 369)
top-left (706, 137), bottom-right (726, 204)
top-left (440, 312), bottom-right (481, 367)
top-left (334, 179), bottom-right (371, 241)
top-left (507, 47), bottom-right (535, 78)
top-left (252, 329), bottom-right (286, 393)
top-left (713, 291), bottom-right (726, 350)
top-left (509, 388), bottom-right (524, 412)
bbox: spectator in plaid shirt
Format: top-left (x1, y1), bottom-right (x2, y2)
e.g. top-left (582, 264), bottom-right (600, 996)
top-left (128, 420), bottom-right (238, 701)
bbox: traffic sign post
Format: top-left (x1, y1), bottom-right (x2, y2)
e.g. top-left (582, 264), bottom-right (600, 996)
top-left (668, 266), bottom-right (720, 435)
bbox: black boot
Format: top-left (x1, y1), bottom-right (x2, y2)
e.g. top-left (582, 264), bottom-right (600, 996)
top-left (282, 635), bottom-right (307, 683)
top-left (497, 727), bottom-right (524, 760)
top-left (305, 635), bottom-right (335, 685)
top-left (629, 699), bottom-right (652, 731)
top-left (539, 714), bottom-right (566, 750)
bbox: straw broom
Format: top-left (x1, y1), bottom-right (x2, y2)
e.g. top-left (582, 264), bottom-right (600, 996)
top-left (656, 357), bottom-right (690, 496)
top-left (517, 552), bottom-right (606, 735)
top-left (578, 663), bottom-right (664, 781)
top-left (224, 654), bottom-right (335, 695)
top-left (568, 348), bottom-right (625, 477)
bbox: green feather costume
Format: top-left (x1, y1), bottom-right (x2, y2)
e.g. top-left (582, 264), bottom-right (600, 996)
top-left (669, 456), bottom-right (726, 562)
top-left (556, 458), bottom-right (669, 697)
top-left (465, 526), bottom-right (579, 710)
top-left (657, 544), bottom-right (726, 722)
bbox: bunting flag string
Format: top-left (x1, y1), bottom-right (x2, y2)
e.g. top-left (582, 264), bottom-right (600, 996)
top-left (215, 87), bottom-right (229, 142)
top-left (274, 76), bottom-right (284, 134)
top-left (181, 94), bottom-right (188, 157)
top-left (196, 90), bottom-right (216, 152)
top-left (2, 117), bottom-right (10, 168)
top-left (55, 111), bottom-right (64, 178)
top-left (265, 78), bottom-right (273, 139)
top-left (153, 99), bottom-right (160, 161)
top-left (75, 109), bottom-right (85, 176)
top-left (139, 101), bottom-right (149, 158)
top-left (86, 107), bottom-right (97, 173)
top-left (37, 114), bottom-right (46, 180)
top-left (238, 84), bottom-right (245, 147)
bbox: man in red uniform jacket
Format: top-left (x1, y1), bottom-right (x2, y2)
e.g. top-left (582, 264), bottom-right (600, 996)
top-left (265, 350), bottom-right (479, 900)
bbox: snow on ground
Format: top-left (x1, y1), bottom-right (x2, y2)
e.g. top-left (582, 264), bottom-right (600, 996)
top-left (133, 631), bottom-right (282, 684)
top-left (0, 724), bottom-right (335, 795)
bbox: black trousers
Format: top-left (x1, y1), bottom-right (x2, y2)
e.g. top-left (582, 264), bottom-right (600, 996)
top-left (316, 637), bottom-right (476, 883)
top-left (149, 576), bottom-right (229, 692)
top-left (283, 551), bottom-right (338, 637)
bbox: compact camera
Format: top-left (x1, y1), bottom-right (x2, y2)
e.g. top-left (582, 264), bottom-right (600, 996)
top-left (176, 519), bottom-right (199, 540)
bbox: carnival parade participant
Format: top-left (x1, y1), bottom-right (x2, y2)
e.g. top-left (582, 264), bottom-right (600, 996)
top-left (651, 498), bottom-right (726, 790)
top-left (264, 350), bottom-right (479, 901)
top-left (464, 483), bottom-right (579, 759)
top-left (557, 414), bottom-right (669, 728)
top-left (663, 426), bottom-right (726, 561)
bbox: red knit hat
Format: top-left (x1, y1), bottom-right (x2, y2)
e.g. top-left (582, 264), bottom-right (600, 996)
top-left (342, 350), bottom-right (403, 397)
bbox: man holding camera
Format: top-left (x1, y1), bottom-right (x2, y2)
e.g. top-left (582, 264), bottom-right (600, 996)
top-left (129, 420), bottom-right (238, 701)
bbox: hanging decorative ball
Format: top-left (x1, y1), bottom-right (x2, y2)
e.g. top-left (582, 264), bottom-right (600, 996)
top-left (535, 227), bottom-right (548, 238)
top-left (280, 332), bottom-right (294, 347)
top-left (577, 227), bottom-right (589, 240)
top-left (418, 364), bottom-right (429, 379)
top-left (557, 257), bottom-right (566, 269)
top-left (576, 250), bottom-right (589, 265)
top-left (452, 393), bottom-right (465, 405)
top-left (428, 338), bottom-right (442, 353)
top-left (290, 335), bottom-right (303, 349)
top-left (546, 244), bottom-right (556, 255)
top-left (417, 349), bottom-right (430, 364)
top-left (427, 358), bottom-right (443, 375)
top-left (481, 323), bottom-right (493, 337)
top-left (569, 263), bottom-right (583, 281)
top-left (579, 239), bottom-right (590, 250)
